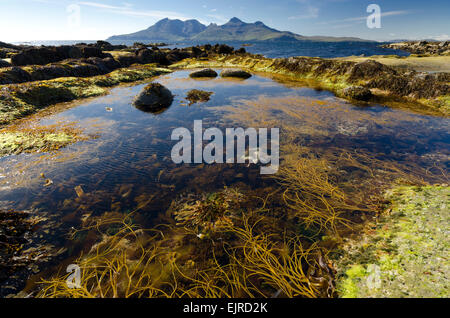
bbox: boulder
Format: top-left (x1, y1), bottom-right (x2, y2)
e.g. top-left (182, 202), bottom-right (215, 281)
top-left (220, 69), bottom-right (252, 79)
top-left (116, 54), bottom-right (139, 67)
top-left (215, 44), bottom-right (234, 54)
top-left (342, 86), bottom-right (373, 101)
top-left (0, 67), bottom-right (31, 84)
top-left (189, 68), bottom-right (218, 78)
top-left (134, 83), bottom-right (174, 112)
top-left (11, 47), bottom-right (58, 66)
top-left (0, 60), bottom-right (11, 68)
top-left (348, 59), bottom-right (396, 82)
top-left (80, 46), bottom-right (105, 58)
top-left (30, 64), bottom-right (70, 81)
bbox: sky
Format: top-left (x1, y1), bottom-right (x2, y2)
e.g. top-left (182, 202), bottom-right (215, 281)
top-left (0, 0), bottom-right (449, 42)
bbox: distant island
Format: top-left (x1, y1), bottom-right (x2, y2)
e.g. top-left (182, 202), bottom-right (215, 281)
top-left (107, 17), bottom-right (374, 43)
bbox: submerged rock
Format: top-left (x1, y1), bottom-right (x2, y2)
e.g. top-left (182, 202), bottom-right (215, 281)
top-left (134, 83), bottom-right (174, 112)
top-left (221, 69), bottom-right (252, 79)
top-left (189, 68), bottom-right (218, 78)
top-left (342, 86), bottom-right (373, 101)
top-left (186, 89), bottom-right (214, 105)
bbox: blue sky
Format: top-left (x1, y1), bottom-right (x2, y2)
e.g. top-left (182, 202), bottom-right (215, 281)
top-left (0, 0), bottom-right (449, 42)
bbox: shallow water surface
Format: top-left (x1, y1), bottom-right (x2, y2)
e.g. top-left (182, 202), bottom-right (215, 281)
top-left (0, 70), bottom-right (448, 293)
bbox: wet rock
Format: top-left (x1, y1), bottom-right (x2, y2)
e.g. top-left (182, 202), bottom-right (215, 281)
top-left (80, 46), bottom-right (105, 59)
top-left (221, 69), bottom-right (252, 79)
top-left (0, 67), bottom-right (31, 84)
top-left (29, 64), bottom-right (70, 81)
top-left (134, 83), bottom-right (174, 112)
top-left (0, 60), bottom-right (11, 68)
top-left (186, 89), bottom-right (214, 105)
top-left (189, 68), bottom-right (218, 78)
top-left (348, 59), bottom-right (396, 82)
top-left (342, 86), bottom-right (373, 101)
top-left (11, 47), bottom-right (58, 66)
top-left (102, 57), bottom-right (121, 71)
top-left (166, 49), bottom-right (192, 63)
top-left (116, 54), bottom-right (139, 67)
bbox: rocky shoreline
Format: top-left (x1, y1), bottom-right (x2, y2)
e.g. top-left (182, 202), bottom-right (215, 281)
top-left (381, 41), bottom-right (450, 56)
top-left (1, 40), bottom-right (449, 127)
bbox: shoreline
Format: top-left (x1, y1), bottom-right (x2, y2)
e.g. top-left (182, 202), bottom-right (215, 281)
top-left (0, 41), bottom-right (449, 298)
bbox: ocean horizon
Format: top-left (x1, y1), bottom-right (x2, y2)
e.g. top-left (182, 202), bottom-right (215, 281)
top-left (11, 40), bottom-right (410, 59)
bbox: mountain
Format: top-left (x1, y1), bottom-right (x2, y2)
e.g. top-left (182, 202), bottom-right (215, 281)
top-left (107, 17), bottom-right (373, 43)
top-left (108, 18), bottom-right (207, 42)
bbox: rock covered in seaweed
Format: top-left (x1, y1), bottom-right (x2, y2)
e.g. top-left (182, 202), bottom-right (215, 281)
top-left (0, 60), bottom-right (11, 68)
top-left (189, 68), bottom-right (218, 78)
top-left (221, 69), bottom-right (252, 79)
top-left (133, 83), bottom-right (174, 113)
top-left (186, 89), bottom-right (214, 105)
top-left (342, 86), bottom-right (373, 101)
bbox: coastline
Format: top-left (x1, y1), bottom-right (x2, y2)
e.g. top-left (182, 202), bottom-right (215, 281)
top-left (1, 41), bottom-right (449, 298)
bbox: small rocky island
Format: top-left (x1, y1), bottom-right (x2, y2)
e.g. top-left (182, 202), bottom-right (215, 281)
top-left (381, 40), bottom-right (450, 56)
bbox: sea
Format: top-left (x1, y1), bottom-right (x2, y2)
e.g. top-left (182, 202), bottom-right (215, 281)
top-left (12, 40), bottom-right (410, 59)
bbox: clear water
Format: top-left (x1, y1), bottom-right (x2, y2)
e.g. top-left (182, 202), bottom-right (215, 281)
top-left (0, 70), bottom-right (448, 295)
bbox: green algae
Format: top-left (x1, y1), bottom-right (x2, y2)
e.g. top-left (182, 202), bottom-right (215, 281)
top-left (0, 64), bottom-right (172, 127)
top-left (334, 185), bottom-right (449, 298)
top-left (0, 123), bottom-right (91, 157)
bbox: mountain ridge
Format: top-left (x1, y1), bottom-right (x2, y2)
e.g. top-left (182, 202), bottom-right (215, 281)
top-left (107, 17), bottom-right (374, 43)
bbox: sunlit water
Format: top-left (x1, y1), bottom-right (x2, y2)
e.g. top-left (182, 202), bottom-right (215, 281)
top-left (0, 70), bottom-right (448, 294)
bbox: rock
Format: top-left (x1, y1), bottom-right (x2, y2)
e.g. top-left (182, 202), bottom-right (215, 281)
top-left (189, 68), bottom-right (218, 78)
top-left (30, 64), bottom-right (70, 81)
top-left (102, 57), bottom-right (121, 71)
top-left (0, 60), bottom-right (11, 68)
top-left (80, 46), bottom-right (105, 59)
top-left (0, 67), bottom-right (31, 84)
top-left (221, 69), bottom-right (252, 79)
top-left (116, 54), bottom-right (139, 67)
top-left (215, 44), bottom-right (234, 54)
top-left (342, 86), bottom-right (373, 101)
top-left (186, 89), bottom-right (214, 105)
top-left (134, 83), bottom-right (174, 112)
top-left (236, 48), bottom-right (246, 54)
top-left (11, 47), bottom-right (58, 66)
top-left (348, 59), bottom-right (396, 82)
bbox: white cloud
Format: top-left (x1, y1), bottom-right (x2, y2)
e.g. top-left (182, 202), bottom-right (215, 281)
top-left (77, 1), bottom-right (191, 20)
top-left (288, 6), bottom-right (319, 20)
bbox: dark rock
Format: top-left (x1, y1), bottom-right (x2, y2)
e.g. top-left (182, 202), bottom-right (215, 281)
top-left (68, 62), bottom-right (101, 77)
top-left (189, 68), bottom-right (218, 78)
top-left (80, 46), bottom-right (105, 58)
top-left (348, 59), bottom-right (396, 82)
top-left (0, 60), bottom-right (11, 68)
top-left (117, 54), bottom-right (139, 67)
top-left (236, 48), bottom-right (246, 54)
top-left (11, 47), bottom-right (57, 66)
top-left (216, 44), bottom-right (234, 54)
top-left (30, 64), bottom-right (70, 81)
top-left (342, 86), bottom-right (373, 101)
top-left (55, 46), bottom-right (82, 59)
top-left (0, 67), bottom-right (32, 84)
top-left (134, 83), bottom-right (174, 113)
top-left (221, 69), bottom-right (252, 79)
top-left (102, 57), bottom-right (121, 71)
top-left (186, 89), bottom-right (214, 105)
